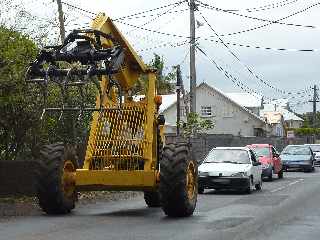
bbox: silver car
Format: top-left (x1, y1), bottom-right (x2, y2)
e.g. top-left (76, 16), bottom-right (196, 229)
top-left (305, 144), bottom-right (320, 166)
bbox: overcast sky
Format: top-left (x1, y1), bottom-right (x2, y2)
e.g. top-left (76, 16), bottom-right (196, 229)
top-left (24, 0), bottom-right (320, 113)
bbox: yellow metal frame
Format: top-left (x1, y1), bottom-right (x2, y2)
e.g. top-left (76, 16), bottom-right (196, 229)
top-left (75, 13), bottom-right (160, 191)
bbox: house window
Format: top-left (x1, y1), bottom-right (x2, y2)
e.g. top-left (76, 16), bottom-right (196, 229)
top-left (201, 106), bottom-right (212, 117)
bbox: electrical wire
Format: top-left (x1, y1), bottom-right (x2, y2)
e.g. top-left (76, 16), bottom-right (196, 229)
top-left (118, 18), bottom-right (320, 53)
top-left (197, 45), bottom-right (273, 101)
top-left (200, 38), bottom-right (320, 52)
top-left (245, 0), bottom-right (299, 12)
top-left (197, 0), bottom-right (319, 34)
top-left (199, 10), bottom-right (313, 96)
top-left (61, 1), bottom-right (96, 17)
top-left (115, 20), bottom-right (188, 38)
top-left (121, 8), bottom-right (189, 21)
top-left (113, 0), bottom-right (187, 21)
top-left (136, 40), bottom-right (189, 52)
top-left (125, 7), bottom-right (188, 35)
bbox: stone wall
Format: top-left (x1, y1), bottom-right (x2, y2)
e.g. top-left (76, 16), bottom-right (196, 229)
top-left (166, 134), bottom-right (314, 163)
top-left (0, 161), bottom-right (39, 197)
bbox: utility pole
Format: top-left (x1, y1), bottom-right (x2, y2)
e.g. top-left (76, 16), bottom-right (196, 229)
top-left (189, 0), bottom-right (197, 113)
top-left (176, 65), bottom-right (182, 136)
top-left (309, 85), bottom-right (319, 128)
top-left (56, 0), bottom-right (66, 44)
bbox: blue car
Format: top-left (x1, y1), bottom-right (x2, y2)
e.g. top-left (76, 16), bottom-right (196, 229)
top-left (280, 145), bottom-right (315, 172)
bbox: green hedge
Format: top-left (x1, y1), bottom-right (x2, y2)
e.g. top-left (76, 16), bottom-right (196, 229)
top-left (288, 128), bottom-right (320, 136)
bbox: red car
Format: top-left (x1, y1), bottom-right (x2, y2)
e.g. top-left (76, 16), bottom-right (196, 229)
top-left (246, 144), bottom-right (283, 181)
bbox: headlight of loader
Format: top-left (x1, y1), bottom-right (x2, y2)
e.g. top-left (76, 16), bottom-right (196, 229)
top-left (231, 172), bottom-right (247, 178)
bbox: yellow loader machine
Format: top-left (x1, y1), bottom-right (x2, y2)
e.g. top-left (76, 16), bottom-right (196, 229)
top-left (26, 14), bottom-right (198, 217)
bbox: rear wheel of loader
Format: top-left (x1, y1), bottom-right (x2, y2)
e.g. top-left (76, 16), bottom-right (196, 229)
top-left (159, 143), bottom-right (198, 217)
top-left (36, 143), bottom-right (78, 215)
top-left (144, 191), bottom-right (161, 207)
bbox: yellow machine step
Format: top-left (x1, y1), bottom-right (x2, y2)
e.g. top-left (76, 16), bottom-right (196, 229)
top-left (75, 169), bottom-right (157, 191)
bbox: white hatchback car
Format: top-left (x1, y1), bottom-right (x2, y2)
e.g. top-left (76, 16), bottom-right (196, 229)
top-left (198, 147), bottom-right (262, 194)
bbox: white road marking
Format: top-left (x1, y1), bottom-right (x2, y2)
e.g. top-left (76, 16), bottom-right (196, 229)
top-left (270, 179), bottom-right (304, 193)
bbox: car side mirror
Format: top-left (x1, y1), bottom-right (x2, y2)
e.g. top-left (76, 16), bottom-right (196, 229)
top-left (253, 162), bottom-right (261, 166)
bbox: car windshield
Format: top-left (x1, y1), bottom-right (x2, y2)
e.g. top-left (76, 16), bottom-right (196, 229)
top-left (204, 149), bottom-right (251, 164)
top-left (281, 146), bottom-right (311, 155)
top-left (307, 145), bottom-right (320, 152)
top-left (252, 147), bottom-right (269, 157)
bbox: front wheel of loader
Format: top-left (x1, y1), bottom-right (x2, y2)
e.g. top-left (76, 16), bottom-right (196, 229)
top-left (36, 143), bottom-right (78, 215)
top-left (144, 191), bottom-right (161, 207)
top-left (159, 143), bottom-right (198, 217)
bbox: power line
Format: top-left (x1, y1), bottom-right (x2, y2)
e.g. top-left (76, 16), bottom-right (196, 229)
top-left (125, 6), bottom-right (188, 35)
top-left (122, 8), bottom-right (189, 21)
top-left (197, 0), bottom-right (319, 34)
top-left (125, 8), bottom-right (189, 48)
top-left (115, 20), bottom-right (189, 39)
top-left (199, 11), bottom-right (311, 96)
top-left (136, 40), bottom-right (189, 52)
top-left (113, 0), bottom-right (187, 21)
top-left (118, 17), bottom-right (320, 53)
top-left (244, 0), bottom-right (299, 12)
top-left (197, 45), bottom-right (273, 101)
top-left (61, 1), bottom-right (96, 17)
top-left (200, 37), bottom-right (320, 52)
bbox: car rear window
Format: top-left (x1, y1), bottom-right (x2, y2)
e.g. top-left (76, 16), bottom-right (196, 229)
top-left (204, 149), bottom-right (250, 164)
top-left (252, 147), bottom-right (270, 157)
top-left (282, 146), bottom-right (311, 155)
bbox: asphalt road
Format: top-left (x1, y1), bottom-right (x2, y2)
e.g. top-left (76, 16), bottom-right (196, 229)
top-left (2, 169), bottom-right (320, 240)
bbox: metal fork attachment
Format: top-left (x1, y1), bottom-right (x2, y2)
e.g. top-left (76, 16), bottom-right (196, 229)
top-left (26, 29), bottom-right (125, 119)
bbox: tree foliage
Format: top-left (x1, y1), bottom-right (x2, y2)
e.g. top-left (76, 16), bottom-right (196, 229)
top-left (133, 54), bottom-right (176, 95)
top-left (179, 112), bottom-right (214, 138)
top-left (0, 27), bottom-right (39, 160)
top-left (0, 27), bottom-right (97, 161)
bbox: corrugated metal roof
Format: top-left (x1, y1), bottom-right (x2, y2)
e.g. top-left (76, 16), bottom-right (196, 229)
top-left (226, 93), bottom-right (262, 108)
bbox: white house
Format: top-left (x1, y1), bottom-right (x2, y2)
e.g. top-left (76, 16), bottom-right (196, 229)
top-left (161, 83), bottom-right (268, 137)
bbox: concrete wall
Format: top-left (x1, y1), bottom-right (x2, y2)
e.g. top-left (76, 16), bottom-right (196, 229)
top-left (166, 134), bottom-right (314, 163)
top-left (162, 84), bottom-right (266, 137)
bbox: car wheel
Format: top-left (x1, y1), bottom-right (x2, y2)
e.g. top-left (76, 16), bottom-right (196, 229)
top-left (245, 177), bottom-right (253, 194)
top-left (268, 170), bottom-right (273, 181)
top-left (312, 162), bottom-right (315, 172)
top-left (304, 166), bottom-right (312, 173)
top-left (278, 170), bottom-right (284, 179)
top-left (255, 179), bottom-right (262, 191)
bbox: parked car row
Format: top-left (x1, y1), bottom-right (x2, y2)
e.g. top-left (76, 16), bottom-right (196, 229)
top-left (198, 143), bottom-right (319, 194)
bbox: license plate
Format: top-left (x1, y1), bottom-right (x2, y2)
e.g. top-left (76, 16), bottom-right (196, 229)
top-left (289, 164), bottom-right (300, 168)
top-left (213, 179), bottom-right (230, 184)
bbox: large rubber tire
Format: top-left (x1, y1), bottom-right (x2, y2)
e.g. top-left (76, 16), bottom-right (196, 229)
top-left (144, 191), bottom-right (161, 207)
top-left (159, 143), bottom-right (198, 217)
top-left (268, 170), bottom-right (273, 181)
top-left (36, 143), bottom-right (78, 215)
